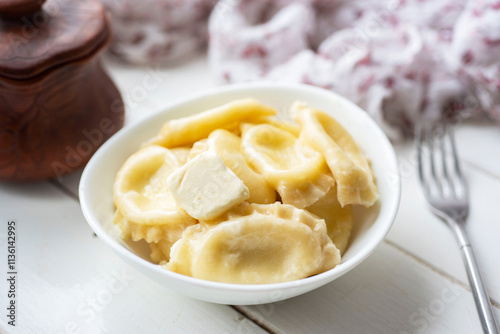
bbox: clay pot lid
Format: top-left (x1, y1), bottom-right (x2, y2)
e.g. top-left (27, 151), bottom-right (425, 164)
top-left (0, 0), bottom-right (109, 80)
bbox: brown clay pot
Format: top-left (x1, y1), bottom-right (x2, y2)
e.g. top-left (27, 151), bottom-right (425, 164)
top-left (0, 0), bottom-right (124, 181)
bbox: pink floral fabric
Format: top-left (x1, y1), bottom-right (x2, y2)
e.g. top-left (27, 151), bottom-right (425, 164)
top-left (101, 0), bottom-right (215, 64)
top-left (209, 0), bottom-right (500, 140)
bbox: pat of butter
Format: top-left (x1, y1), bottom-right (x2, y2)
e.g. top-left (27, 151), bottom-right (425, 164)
top-left (167, 151), bottom-right (250, 220)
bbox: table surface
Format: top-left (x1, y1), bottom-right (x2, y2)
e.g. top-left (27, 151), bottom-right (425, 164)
top-left (1, 54), bottom-right (499, 334)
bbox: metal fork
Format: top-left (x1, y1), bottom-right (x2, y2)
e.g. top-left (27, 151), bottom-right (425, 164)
top-left (416, 122), bottom-right (499, 334)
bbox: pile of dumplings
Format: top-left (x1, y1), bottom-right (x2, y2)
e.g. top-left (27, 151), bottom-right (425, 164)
top-left (113, 99), bottom-right (379, 284)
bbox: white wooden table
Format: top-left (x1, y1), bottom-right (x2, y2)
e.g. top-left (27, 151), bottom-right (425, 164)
top-left (1, 55), bottom-right (499, 334)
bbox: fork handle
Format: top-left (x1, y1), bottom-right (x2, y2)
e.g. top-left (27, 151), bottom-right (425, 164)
top-left (450, 220), bottom-right (499, 334)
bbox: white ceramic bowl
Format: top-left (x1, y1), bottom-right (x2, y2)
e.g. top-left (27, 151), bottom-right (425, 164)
top-left (80, 82), bottom-right (400, 305)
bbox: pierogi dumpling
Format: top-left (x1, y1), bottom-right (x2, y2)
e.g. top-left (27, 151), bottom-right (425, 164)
top-left (207, 129), bottom-right (276, 204)
top-left (112, 99), bottom-right (379, 284)
top-left (241, 124), bottom-right (333, 208)
top-left (188, 138), bottom-right (209, 160)
top-left (293, 102), bottom-right (379, 207)
top-left (113, 145), bottom-right (196, 243)
top-left (148, 99), bottom-right (277, 148)
top-left (149, 239), bottom-right (176, 264)
top-left (306, 185), bottom-right (353, 255)
top-left (166, 203), bottom-right (340, 284)
top-left (240, 116), bottom-right (301, 137)
top-left (169, 147), bottom-right (191, 164)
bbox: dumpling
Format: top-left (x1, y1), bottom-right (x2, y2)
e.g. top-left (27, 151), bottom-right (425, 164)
top-left (188, 138), bottom-right (209, 160)
top-left (149, 239), bottom-right (176, 264)
top-left (166, 203), bottom-right (340, 284)
top-left (169, 147), bottom-right (191, 164)
top-left (148, 99), bottom-right (277, 148)
top-left (239, 116), bottom-right (301, 137)
top-left (305, 185), bottom-right (353, 255)
top-left (113, 145), bottom-right (196, 243)
top-left (207, 129), bottom-right (276, 204)
top-left (293, 102), bottom-right (379, 207)
top-left (241, 123), bottom-right (333, 208)
top-left (262, 117), bottom-right (301, 137)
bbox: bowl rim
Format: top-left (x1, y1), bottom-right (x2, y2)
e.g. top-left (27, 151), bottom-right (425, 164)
top-left (79, 81), bottom-right (401, 292)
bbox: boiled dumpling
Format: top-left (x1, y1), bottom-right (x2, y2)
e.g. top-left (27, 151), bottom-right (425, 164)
top-left (169, 147), bottom-right (191, 164)
top-left (241, 123), bottom-right (333, 208)
top-left (149, 239), bottom-right (176, 264)
top-left (113, 145), bottom-right (196, 243)
top-left (306, 185), bottom-right (353, 255)
top-left (207, 129), bottom-right (276, 204)
top-left (188, 138), bottom-right (209, 160)
top-left (293, 102), bottom-right (378, 207)
top-left (166, 203), bottom-right (340, 284)
top-left (148, 99), bottom-right (277, 148)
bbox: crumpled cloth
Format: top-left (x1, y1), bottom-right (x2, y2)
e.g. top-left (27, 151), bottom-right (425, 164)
top-left (451, 0), bottom-right (500, 123)
top-left (101, 0), bottom-right (500, 140)
top-left (100, 0), bottom-right (215, 64)
top-left (208, 0), bottom-right (500, 140)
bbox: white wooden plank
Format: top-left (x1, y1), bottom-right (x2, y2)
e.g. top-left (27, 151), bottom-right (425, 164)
top-left (103, 54), bottom-right (215, 125)
top-left (454, 121), bottom-right (500, 180)
top-left (0, 182), bottom-right (266, 334)
top-left (239, 242), bottom-right (500, 334)
top-left (387, 141), bottom-right (500, 303)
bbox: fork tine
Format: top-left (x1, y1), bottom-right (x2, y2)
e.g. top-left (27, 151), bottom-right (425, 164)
top-left (447, 126), bottom-right (467, 198)
top-left (416, 123), bottom-right (429, 194)
top-left (418, 123), bottom-right (446, 198)
top-left (427, 124), bottom-right (443, 197)
top-left (438, 123), bottom-right (454, 198)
